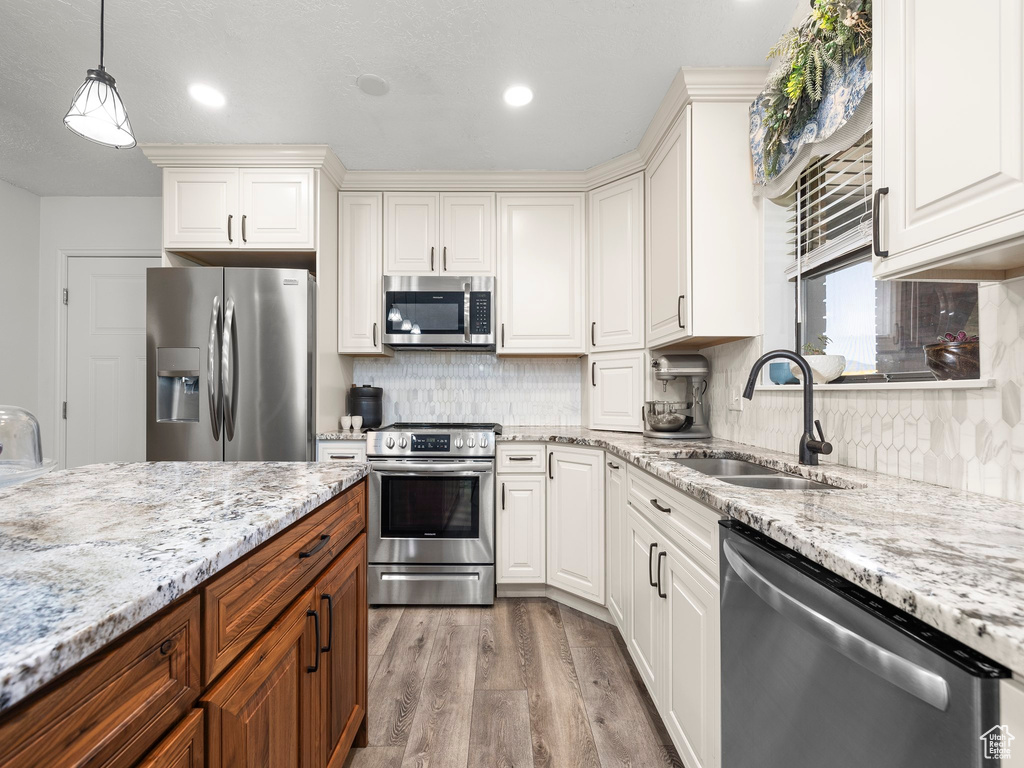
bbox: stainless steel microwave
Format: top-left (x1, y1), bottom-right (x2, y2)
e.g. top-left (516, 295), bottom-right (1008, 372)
top-left (382, 275), bottom-right (495, 349)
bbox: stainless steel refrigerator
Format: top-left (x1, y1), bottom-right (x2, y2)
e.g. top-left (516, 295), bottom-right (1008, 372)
top-left (146, 267), bottom-right (316, 461)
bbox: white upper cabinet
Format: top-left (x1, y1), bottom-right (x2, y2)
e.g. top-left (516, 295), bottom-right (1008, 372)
top-left (338, 192), bottom-right (388, 355)
top-left (384, 193), bottom-right (439, 275)
top-left (239, 169), bottom-right (315, 249)
top-left (874, 0), bottom-right (1024, 280)
top-left (441, 193), bottom-right (496, 275)
top-left (585, 350), bottom-right (645, 433)
top-left (546, 446), bottom-right (605, 604)
top-left (163, 168), bottom-right (315, 251)
top-left (163, 169), bottom-right (239, 249)
top-left (497, 194), bottom-right (586, 354)
top-left (588, 173), bottom-right (644, 351)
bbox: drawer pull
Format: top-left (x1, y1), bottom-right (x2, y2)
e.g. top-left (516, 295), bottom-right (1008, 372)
top-left (650, 498), bottom-right (671, 514)
top-left (507, 456), bottom-right (534, 462)
top-left (327, 454), bottom-right (357, 460)
top-left (299, 533), bottom-right (331, 559)
top-left (321, 594), bottom-right (333, 652)
top-left (607, 461), bottom-right (620, 470)
top-left (307, 609), bottom-right (320, 673)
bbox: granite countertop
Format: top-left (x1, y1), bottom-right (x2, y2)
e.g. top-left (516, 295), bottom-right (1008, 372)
top-left (502, 427), bottom-right (1024, 677)
top-left (0, 461), bottom-right (367, 714)
top-left (317, 430), bottom-right (368, 441)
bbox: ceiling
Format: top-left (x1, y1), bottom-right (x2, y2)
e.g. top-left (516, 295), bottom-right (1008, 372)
top-left (0, 0), bottom-right (798, 197)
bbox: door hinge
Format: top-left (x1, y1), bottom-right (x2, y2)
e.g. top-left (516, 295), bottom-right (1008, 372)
top-left (62, 402), bottom-right (67, 419)
top-left (62, 288), bottom-right (68, 305)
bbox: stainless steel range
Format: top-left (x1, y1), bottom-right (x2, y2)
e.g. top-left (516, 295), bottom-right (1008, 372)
top-left (366, 422), bottom-right (499, 606)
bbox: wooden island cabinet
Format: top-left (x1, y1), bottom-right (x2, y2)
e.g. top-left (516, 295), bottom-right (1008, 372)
top-left (0, 480), bottom-right (367, 768)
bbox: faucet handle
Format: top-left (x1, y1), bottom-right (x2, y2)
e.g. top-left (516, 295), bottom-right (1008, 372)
top-left (813, 420), bottom-right (834, 455)
top-left (814, 419), bottom-right (826, 442)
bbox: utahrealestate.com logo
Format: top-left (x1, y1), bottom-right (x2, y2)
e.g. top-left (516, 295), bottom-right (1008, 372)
top-left (981, 725), bottom-right (1014, 760)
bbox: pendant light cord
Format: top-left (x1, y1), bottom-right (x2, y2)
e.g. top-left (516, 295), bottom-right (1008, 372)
top-left (99, 0), bottom-right (105, 69)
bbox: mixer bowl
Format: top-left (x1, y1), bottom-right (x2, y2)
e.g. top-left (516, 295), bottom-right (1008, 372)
top-left (644, 401), bottom-right (692, 432)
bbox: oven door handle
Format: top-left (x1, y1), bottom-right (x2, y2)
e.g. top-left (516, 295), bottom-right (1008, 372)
top-left (370, 461), bottom-right (493, 474)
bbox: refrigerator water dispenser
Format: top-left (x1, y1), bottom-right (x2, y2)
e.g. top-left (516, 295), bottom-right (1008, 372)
top-left (156, 347), bottom-right (201, 423)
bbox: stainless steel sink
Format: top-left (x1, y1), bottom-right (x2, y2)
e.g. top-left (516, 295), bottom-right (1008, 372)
top-left (673, 458), bottom-right (780, 477)
top-left (721, 475), bottom-right (836, 491)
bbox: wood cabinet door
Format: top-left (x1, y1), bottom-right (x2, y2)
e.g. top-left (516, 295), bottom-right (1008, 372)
top-left (384, 193), bottom-right (439, 274)
top-left (316, 535), bottom-right (368, 768)
top-left (338, 193), bottom-right (386, 354)
top-left (546, 446), bottom-right (604, 602)
top-left (496, 475), bottom-right (546, 584)
top-left (204, 593), bottom-right (319, 768)
top-left (239, 169), bottom-right (315, 249)
top-left (137, 710), bottom-right (204, 768)
top-left (645, 108), bottom-right (691, 347)
top-left (588, 173), bottom-right (644, 350)
top-left (876, 0), bottom-right (1024, 275)
top-left (497, 193), bottom-right (585, 353)
top-left (662, 543), bottom-right (720, 768)
top-left (163, 169), bottom-right (239, 249)
top-left (604, 458), bottom-right (627, 632)
top-left (626, 507), bottom-right (662, 706)
top-left (586, 350), bottom-right (645, 432)
top-left (440, 193), bottom-right (495, 275)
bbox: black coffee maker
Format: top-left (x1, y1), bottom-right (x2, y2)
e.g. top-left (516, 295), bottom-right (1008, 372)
top-left (347, 385), bottom-right (383, 429)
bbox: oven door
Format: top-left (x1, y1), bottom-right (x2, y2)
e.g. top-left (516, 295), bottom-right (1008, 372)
top-left (368, 459), bottom-right (495, 565)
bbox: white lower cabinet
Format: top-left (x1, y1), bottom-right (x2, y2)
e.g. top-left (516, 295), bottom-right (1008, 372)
top-left (496, 476), bottom-right (546, 584)
top-left (626, 506), bottom-right (663, 703)
top-left (546, 446), bottom-right (605, 603)
top-left (605, 457), bottom-right (628, 632)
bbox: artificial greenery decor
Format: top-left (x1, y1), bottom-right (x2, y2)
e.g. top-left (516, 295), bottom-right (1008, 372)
top-left (762, 0), bottom-right (872, 176)
top-left (802, 333), bottom-right (832, 356)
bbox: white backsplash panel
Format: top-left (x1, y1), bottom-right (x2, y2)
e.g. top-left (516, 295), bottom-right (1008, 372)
top-left (702, 280), bottom-right (1024, 503)
top-left (352, 351), bottom-right (581, 426)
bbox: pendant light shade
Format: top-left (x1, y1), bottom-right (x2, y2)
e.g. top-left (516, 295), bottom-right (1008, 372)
top-left (64, 0), bottom-right (136, 149)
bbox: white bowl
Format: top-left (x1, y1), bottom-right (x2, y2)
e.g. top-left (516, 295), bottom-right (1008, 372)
top-left (790, 355), bottom-right (846, 384)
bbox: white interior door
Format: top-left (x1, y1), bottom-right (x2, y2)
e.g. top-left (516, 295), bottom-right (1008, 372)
top-left (65, 256), bottom-right (161, 468)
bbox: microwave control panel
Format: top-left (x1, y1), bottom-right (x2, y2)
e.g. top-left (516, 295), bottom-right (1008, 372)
top-left (469, 292), bottom-right (491, 335)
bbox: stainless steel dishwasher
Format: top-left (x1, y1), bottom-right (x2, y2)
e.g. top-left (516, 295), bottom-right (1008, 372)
top-left (720, 520), bottom-right (1009, 768)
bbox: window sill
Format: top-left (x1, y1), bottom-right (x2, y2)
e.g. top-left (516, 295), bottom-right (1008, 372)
top-left (754, 378), bottom-right (996, 392)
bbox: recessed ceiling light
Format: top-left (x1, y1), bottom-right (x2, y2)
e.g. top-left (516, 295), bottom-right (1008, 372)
top-left (188, 83), bottom-right (225, 108)
top-left (503, 85), bottom-right (533, 107)
top-left (357, 74), bottom-right (389, 96)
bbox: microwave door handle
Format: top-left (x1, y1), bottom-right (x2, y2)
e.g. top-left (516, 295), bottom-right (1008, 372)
top-left (464, 283), bottom-right (471, 343)
top-left (722, 540), bottom-right (950, 711)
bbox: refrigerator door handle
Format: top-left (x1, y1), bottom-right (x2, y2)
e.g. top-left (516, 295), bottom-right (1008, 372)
top-left (221, 297), bottom-right (237, 441)
top-left (207, 296), bottom-right (222, 441)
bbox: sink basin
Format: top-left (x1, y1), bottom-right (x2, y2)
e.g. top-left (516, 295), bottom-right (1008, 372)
top-left (673, 458), bottom-right (779, 477)
top-left (721, 475), bottom-right (836, 491)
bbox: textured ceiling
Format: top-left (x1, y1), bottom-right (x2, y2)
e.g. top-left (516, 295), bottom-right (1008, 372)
top-left (0, 0), bottom-right (798, 196)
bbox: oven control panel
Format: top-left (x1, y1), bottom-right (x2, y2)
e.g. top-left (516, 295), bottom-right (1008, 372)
top-left (412, 434), bottom-right (451, 452)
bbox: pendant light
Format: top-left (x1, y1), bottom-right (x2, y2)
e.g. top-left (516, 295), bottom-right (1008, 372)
top-left (63, 0), bottom-right (136, 149)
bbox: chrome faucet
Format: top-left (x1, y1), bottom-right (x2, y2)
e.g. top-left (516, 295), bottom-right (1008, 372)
top-left (742, 350), bottom-right (833, 466)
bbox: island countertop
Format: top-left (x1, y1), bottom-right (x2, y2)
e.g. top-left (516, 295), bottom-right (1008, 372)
top-left (0, 460), bottom-right (367, 715)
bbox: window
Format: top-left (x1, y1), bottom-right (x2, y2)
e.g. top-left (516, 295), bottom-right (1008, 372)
top-left (788, 131), bottom-right (980, 382)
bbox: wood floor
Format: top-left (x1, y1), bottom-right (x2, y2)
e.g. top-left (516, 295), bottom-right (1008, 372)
top-left (344, 598), bottom-right (682, 768)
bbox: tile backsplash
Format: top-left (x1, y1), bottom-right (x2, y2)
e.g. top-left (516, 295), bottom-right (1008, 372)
top-left (351, 351), bottom-right (581, 426)
top-left (703, 280), bottom-right (1024, 502)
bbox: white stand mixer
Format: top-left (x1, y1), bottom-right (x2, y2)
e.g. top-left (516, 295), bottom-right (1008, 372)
top-left (643, 354), bottom-right (711, 439)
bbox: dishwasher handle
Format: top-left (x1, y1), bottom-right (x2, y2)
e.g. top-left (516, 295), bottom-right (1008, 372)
top-left (723, 538), bottom-right (950, 712)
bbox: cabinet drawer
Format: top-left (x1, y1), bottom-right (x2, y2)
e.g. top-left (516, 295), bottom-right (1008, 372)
top-left (202, 483), bottom-right (366, 683)
top-left (317, 440), bottom-right (367, 463)
top-left (0, 597), bottom-right (201, 768)
top-left (137, 709), bottom-right (204, 768)
top-left (626, 467), bottom-right (720, 573)
top-left (497, 443), bottom-right (546, 473)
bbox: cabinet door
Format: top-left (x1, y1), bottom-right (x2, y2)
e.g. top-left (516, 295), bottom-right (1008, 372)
top-left (662, 544), bottom-right (720, 768)
top-left (497, 194), bottom-right (586, 353)
top-left (384, 193), bottom-right (439, 274)
top-left (876, 0), bottom-right (1024, 275)
top-left (646, 108), bottom-right (691, 347)
top-left (605, 458), bottom-right (627, 632)
top-left (588, 173), bottom-right (644, 350)
top-left (163, 169), bottom-right (239, 249)
top-left (586, 350), bottom-right (645, 432)
top-left (339, 193), bottom-right (387, 354)
top-left (497, 475), bottom-right (546, 583)
top-left (546, 446), bottom-right (604, 602)
top-left (626, 507), bottom-right (662, 705)
top-left (441, 193), bottom-right (495, 275)
top-left (136, 710), bottom-right (204, 768)
top-left (204, 594), bottom-right (318, 768)
top-left (239, 169), bottom-right (315, 249)
top-left (317, 535), bottom-right (368, 768)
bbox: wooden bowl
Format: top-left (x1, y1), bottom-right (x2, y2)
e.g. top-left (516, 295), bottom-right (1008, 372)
top-left (923, 341), bottom-right (980, 380)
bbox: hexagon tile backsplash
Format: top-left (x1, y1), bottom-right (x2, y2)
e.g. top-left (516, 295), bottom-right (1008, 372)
top-left (352, 351), bottom-right (581, 427)
top-left (703, 280), bottom-right (1024, 503)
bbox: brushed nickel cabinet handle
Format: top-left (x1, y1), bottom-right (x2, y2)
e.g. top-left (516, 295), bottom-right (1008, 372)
top-left (677, 295), bottom-right (686, 329)
top-left (443, 246), bottom-right (448, 271)
top-left (241, 214), bottom-right (247, 243)
top-left (227, 214), bottom-right (233, 243)
top-left (591, 321), bottom-right (596, 347)
top-left (873, 187), bottom-right (890, 258)
top-left (430, 246), bottom-right (435, 271)
top-left (592, 362), bottom-right (597, 387)
top-left (372, 322), bottom-right (378, 348)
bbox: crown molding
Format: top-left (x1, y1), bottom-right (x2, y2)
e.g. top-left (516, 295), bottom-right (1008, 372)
top-left (140, 144), bottom-right (347, 188)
